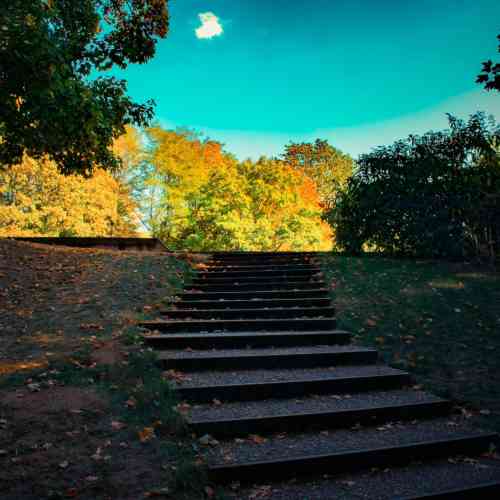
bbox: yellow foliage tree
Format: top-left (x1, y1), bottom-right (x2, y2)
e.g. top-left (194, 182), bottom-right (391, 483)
top-left (0, 155), bottom-right (137, 236)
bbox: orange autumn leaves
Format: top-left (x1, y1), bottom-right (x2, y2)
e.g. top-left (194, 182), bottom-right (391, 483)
top-left (1, 125), bottom-right (351, 250)
top-left (138, 126), bottom-right (334, 251)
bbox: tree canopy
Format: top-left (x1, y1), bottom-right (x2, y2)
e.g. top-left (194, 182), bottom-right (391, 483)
top-left (0, 0), bottom-right (169, 175)
top-left (283, 139), bottom-right (353, 210)
top-left (123, 127), bottom-right (333, 251)
top-left (329, 112), bottom-right (500, 259)
top-left (477, 33), bottom-right (500, 92)
top-left (0, 155), bottom-right (138, 236)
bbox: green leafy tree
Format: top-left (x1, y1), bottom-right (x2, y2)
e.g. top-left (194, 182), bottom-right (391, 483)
top-left (330, 113), bottom-right (500, 259)
top-left (0, 0), bottom-right (169, 174)
top-left (477, 34), bottom-right (500, 91)
top-left (283, 139), bottom-right (354, 210)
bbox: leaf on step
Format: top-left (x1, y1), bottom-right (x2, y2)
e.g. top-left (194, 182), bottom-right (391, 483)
top-left (212, 398), bottom-right (222, 406)
top-left (248, 485), bottom-right (272, 499)
top-left (162, 369), bottom-right (190, 382)
top-left (365, 318), bottom-right (377, 327)
top-left (248, 434), bottom-right (267, 444)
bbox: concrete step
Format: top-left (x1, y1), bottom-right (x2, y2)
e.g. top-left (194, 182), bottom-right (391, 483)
top-left (144, 330), bottom-right (352, 349)
top-left (160, 306), bottom-right (335, 320)
top-left (140, 317), bottom-right (336, 333)
top-left (173, 365), bottom-right (411, 403)
top-left (188, 390), bottom-right (450, 437)
top-left (157, 345), bottom-right (376, 371)
top-left (206, 423), bottom-right (498, 483)
top-left (204, 264), bottom-right (321, 272)
top-left (192, 275), bottom-right (322, 284)
top-left (188, 281), bottom-right (327, 292)
top-left (179, 289), bottom-right (331, 301)
top-left (232, 453), bottom-right (500, 499)
top-left (170, 298), bottom-right (333, 309)
top-left (197, 269), bottom-right (322, 279)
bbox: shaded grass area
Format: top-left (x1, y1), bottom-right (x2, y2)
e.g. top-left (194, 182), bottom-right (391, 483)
top-left (0, 241), bottom-right (220, 500)
top-left (319, 255), bottom-right (500, 432)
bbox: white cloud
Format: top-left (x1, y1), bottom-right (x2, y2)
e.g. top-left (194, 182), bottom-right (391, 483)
top-left (195, 12), bottom-right (223, 39)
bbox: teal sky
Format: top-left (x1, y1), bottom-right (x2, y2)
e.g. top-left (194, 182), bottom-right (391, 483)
top-left (113, 0), bottom-right (500, 159)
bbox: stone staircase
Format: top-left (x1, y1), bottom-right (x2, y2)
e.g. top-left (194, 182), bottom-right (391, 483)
top-left (141, 252), bottom-right (500, 499)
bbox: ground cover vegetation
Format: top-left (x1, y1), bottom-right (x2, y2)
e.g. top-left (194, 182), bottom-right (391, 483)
top-left (0, 240), bottom-right (226, 500)
top-left (319, 254), bottom-right (500, 433)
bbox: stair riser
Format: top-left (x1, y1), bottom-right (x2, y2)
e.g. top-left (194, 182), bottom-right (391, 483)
top-left (160, 308), bottom-right (335, 320)
top-left (160, 350), bottom-right (378, 371)
top-left (171, 298), bottom-right (333, 309)
top-left (207, 434), bottom-right (497, 484)
top-left (141, 318), bottom-right (336, 333)
top-left (192, 275), bottom-right (322, 284)
top-left (180, 290), bottom-right (330, 301)
top-left (197, 270), bottom-right (322, 279)
top-left (398, 482), bottom-right (500, 500)
top-left (189, 401), bottom-right (451, 437)
top-left (177, 374), bottom-right (411, 403)
top-left (144, 332), bottom-right (351, 349)
top-left (187, 283), bottom-right (326, 292)
top-left (209, 257), bottom-right (314, 264)
top-left (205, 265), bottom-right (321, 272)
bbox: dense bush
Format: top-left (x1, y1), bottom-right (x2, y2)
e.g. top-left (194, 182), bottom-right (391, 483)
top-left (327, 113), bottom-right (500, 260)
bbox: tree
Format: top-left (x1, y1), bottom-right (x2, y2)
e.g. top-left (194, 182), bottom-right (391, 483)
top-left (0, 1), bottom-right (169, 175)
top-left (282, 139), bottom-right (354, 210)
top-left (330, 113), bottom-right (500, 259)
top-left (128, 127), bottom-right (332, 251)
top-left (477, 34), bottom-right (500, 91)
top-left (0, 155), bottom-right (138, 236)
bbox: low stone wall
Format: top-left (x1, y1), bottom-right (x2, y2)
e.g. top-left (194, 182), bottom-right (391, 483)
top-left (10, 237), bottom-right (168, 252)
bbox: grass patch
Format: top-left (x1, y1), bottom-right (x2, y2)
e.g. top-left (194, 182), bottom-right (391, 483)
top-left (0, 242), bottom-right (211, 499)
top-left (319, 254), bottom-right (500, 432)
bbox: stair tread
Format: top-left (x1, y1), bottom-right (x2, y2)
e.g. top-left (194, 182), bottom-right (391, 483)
top-left (188, 389), bottom-right (445, 423)
top-left (161, 306), bottom-right (335, 317)
top-left (172, 364), bottom-right (407, 389)
top-left (205, 264), bottom-right (321, 272)
top-left (159, 345), bottom-right (375, 360)
top-left (181, 288), bottom-right (330, 294)
top-left (143, 317), bottom-right (334, 325)
top-left (172, 298), bottom-right (332, 308)
top-left (233, 459), bottom-right (500, 499)
top-left (204, 418), bottom-right (494, 466)
top-left (145, 329), bottom-right (350, 339)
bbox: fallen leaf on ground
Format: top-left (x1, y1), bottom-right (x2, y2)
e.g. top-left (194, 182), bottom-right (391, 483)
top-left (138, 427), bottom-right (155, 442)
top-left (111, 420), bottom-right (126, 430)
